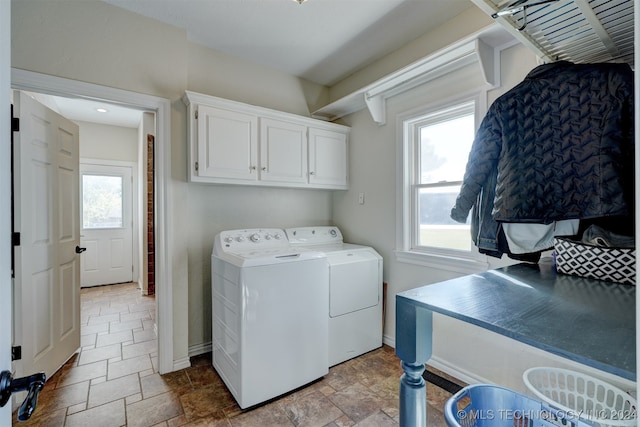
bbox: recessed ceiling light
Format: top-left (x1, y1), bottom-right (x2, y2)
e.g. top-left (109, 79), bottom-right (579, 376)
top-left (96, 108), bottom-right (108, 113)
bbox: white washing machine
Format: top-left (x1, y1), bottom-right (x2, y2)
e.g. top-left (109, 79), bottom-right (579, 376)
top-left (211, 228), bottom-right (329, 409)
top-left (286, 226), bottom-right (383, 366)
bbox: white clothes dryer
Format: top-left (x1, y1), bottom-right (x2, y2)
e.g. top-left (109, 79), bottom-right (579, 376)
top-left (211, 228), bottom-right (328, 409)
top-left (286, 226), bottom-right (383, 366)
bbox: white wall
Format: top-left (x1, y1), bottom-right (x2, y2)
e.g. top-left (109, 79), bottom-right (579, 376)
top-left (183, 40), bottom-right (336, 350)
top-left (12, 0), bottom-right (634, 390)
top-left (332, 40), bottom-right (539, 337)
top-left (330, 39), bottom-right (617, 390)
top-left (77, 121), bottom-right (138, 162)
top-left (186, 185), bottom-right (332, 351)
top-left (332, 37), bottom-right (636, 393)
top-left (11, 0), bottom-right (332, 365)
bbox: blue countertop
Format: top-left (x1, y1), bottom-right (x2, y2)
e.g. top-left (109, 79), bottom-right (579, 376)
top-left (397, 261), bottom-right (636, 381)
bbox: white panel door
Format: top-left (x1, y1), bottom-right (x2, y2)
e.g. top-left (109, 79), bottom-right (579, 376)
top-left (80, 164), bottom-right (133, 287)
top-left (13, 91), bottom-right (81, 380)
top-left (259, 118), bottom-right (308, 184)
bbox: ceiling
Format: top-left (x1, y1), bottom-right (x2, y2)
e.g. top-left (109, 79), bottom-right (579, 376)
top-left (31, 93), bottom-right (146, 129)
top-left (57, 96), bottom-right (146, 128)
top-left (102, 0), bottom-right (474, 87)
top-left (46, 0), bottom-right (476, 128)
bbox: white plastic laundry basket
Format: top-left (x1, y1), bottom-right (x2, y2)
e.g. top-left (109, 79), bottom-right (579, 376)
top-left (523, 367), bottom-right (637, 427)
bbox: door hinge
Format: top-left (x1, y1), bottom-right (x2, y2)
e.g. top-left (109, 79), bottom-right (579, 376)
top-left (11, 114), bottom-right (19, 133)
top-left (12, 232), bottom-right (20, 247)
top-left (11, 346), bottom-right (21, 361)
top-left (195, 161), bottom-right (199, 172)
top-left (195, 110), bottom-right (198, 120)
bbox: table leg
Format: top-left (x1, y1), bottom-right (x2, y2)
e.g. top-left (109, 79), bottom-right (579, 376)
top-left (399, 361), bottom-right (426, 426)
top-left (395, 295), bottom-right (433, 427)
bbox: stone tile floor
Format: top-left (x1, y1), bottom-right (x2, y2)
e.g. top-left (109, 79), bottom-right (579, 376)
top-left (14, 282), bottom-right (463, 426)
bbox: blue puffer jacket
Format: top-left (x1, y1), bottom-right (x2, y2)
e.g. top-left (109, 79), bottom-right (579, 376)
top-left (451, 61), bottom-right (634, 254)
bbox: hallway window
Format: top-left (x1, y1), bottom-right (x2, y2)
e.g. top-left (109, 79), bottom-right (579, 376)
top-left (82, 174), bottom-right (124, 229)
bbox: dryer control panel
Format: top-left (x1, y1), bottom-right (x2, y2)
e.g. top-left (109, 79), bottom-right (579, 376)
top-left (217, 228), bottom-right (288, 252)
top-left (286, 226), bottom-right (343, 245)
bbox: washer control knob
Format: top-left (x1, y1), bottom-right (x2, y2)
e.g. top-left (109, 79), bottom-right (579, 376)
top-left (274, 233), bottom-right (282, 240)
top-left (224, 236), bottom-right (233, 243)
top-left (235, 236), bottom-right (245, 242)
top-left (329, 229), bottom-right (337, 237)
top-left (264, 234), bottom-right (272, 240)
top-left (250, 233), bottom-right (261, 243)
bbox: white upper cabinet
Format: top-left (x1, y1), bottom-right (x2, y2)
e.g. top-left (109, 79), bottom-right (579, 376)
top-left (184, 91), bottom-right (349, 190)
top-left (308, 128), bottom-right (348, 188)
top-left (196, 105), bottom-right (258, 181)
top-left (260, 118), bottom-right (308, 184)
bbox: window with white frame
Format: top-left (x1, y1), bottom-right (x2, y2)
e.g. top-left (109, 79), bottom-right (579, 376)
top-left (399, 98), bottom-right (478, 261)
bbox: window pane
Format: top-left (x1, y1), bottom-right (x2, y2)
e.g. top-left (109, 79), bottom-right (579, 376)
top-left (82, 174), bottom-right (123, 229)
top-left (418, 186), bottom-right (470, 250)
top-left (419, 113), bottom-right (474, 184)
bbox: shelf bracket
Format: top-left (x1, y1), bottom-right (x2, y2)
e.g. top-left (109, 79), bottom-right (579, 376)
top-left (475, 38), bottom-right (496, 87)
top-left (364, 93), bottom-right (386, 126)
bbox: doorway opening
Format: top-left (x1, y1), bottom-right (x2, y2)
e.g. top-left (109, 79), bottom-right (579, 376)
top-left (11, 68), bottom-right (174, 375)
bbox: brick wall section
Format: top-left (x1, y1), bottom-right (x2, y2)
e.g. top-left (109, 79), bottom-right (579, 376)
top-left (147, 134), bottom-right (155, 295)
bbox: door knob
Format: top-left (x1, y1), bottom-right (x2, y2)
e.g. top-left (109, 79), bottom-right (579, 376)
top-left (0, 370), bottom-right (46, 421)
top-left (75, 246), bottom-right (87, 254)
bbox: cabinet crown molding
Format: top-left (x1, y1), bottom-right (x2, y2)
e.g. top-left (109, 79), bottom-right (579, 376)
top-left (184, 91), bottom-right (349, 190)
top-left (183, 91), bottom-right (349, 132)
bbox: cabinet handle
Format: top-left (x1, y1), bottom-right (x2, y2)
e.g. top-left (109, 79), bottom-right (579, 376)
top-left (250, 166), bottom-right (256, 171)
top-left (262, 167), bottom-right (267, 171)
top-left (309, 171), bottom-right (315, 175)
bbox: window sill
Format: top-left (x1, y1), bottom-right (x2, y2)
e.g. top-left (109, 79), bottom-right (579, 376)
top-left (395, 250), bottom-right (489, 275)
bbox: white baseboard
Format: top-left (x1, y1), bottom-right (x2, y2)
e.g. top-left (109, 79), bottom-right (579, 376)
top-left (189, 342), bottom-right (212, 357)
top-left (382, 334), bottom-right (395, 348)
top-left (185, 338), bottom-right (481, 390)
top-left (172, 357), bottom-right (191, 371)
top-left (427, 355), bottom-right (489, 386)
top-left (381, 334), bottom-right (487, 386)
top-left (171, 341), bottom-right (214, 371)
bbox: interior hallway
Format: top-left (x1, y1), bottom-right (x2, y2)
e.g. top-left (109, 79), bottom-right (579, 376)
top-left (14, 282), bottom-right (460, 426)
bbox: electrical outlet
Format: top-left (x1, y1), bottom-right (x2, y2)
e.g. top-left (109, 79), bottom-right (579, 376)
top-left (358, 192), bottom-right (365, 204)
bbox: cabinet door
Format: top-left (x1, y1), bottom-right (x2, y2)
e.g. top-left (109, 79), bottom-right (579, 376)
top-left (308, 128), bottom-right (348, 188)
top-left (197, 105), bottom-right (258, 180)
top-left (260, 118), bottom-right (308, 184)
